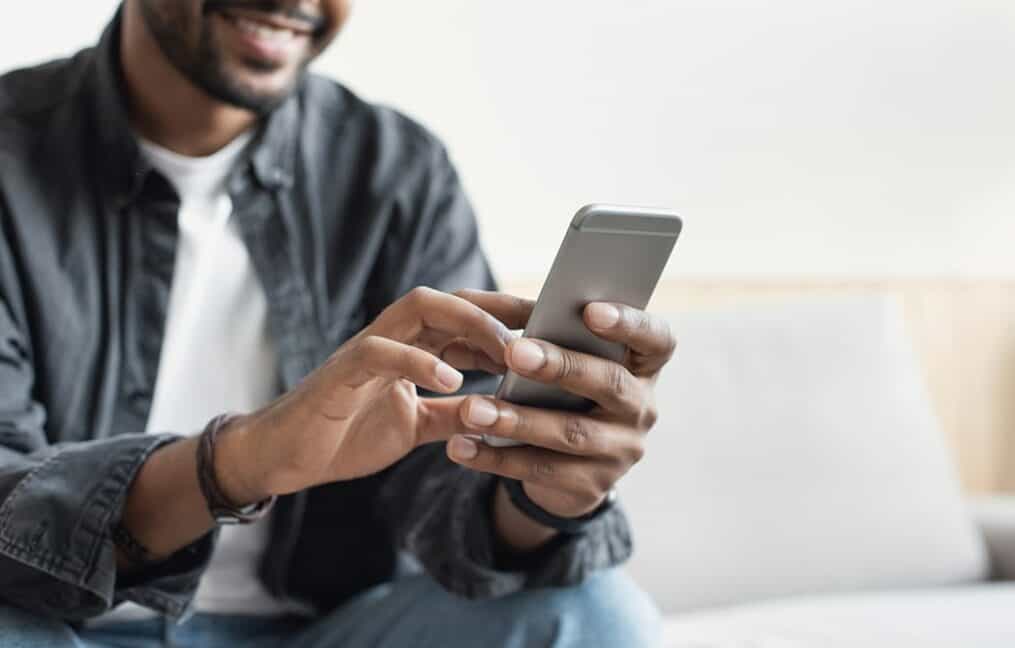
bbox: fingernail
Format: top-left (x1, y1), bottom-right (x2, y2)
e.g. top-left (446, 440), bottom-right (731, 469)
top-left (436, 362), bottom-right (463, 389)
top-left (467, 399), bottom-right (499, 427)
top-left (588, 303), bottom-right (620, 329)
top-left (511, 339), bottom-right (545, 372)
top-left (449, 435), bottom-right (479, 460)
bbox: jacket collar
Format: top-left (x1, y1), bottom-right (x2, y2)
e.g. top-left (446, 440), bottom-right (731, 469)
top-left (89, 8), bottom-right (298, 206)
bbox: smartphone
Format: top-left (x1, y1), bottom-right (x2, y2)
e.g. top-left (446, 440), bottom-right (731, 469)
top-left (483, 204), bottom-right (683, 447)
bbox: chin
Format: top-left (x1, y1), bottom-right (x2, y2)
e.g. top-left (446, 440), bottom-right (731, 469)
top-left (201, 60), bottom-right (306, 113)
top-left (236, 73), bottom-right (298, 102)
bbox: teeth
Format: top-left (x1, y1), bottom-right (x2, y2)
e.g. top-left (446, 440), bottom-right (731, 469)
top-left (233, 16), bottom-right (297, 42)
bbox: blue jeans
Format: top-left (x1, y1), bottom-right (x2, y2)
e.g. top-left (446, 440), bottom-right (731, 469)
top-left (0, 569), bottom-right (662, 647)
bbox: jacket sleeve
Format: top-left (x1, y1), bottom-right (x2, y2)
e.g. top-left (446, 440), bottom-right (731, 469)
top-left (0, 224), bottom-right (215, 621)
top-left (379, 142), bottom-right (633, 598)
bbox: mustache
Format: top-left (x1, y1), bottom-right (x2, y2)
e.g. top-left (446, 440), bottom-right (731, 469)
top-left (203, 0), bottom-right (326, 33)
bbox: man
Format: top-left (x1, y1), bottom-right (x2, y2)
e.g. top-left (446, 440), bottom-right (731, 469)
top-left (0, 1), bottom-right (675, 645)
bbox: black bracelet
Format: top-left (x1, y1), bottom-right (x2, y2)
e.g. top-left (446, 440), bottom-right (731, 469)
top-left (112, 521), bottom-right (155, 567)
top-left (502, 478), bottom-right (617, 535)
top-left (197, 413), bottom-right (276, 525)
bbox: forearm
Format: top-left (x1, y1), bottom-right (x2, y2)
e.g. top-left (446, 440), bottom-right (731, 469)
top-left (118, 420), bottom-right (257, 566)
top-left (117, 436), bottom-right (212, 566)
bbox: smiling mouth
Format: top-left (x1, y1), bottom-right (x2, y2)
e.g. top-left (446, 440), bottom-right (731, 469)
top-left (219, 9), bottom-right (316, 41)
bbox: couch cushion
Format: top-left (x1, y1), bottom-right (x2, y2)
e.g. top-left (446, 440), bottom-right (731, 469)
top-left (620, 296), bottom-right (987, 614)
top-left (662, 584), bottom-right (1015, 647)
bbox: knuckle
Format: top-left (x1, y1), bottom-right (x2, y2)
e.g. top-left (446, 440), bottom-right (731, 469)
top-left (628, 438), bottom-right (646, 465)
top-left (606, 364), bottom-right (630, 400)
top-left (358, 335), bottom-right (382, 357)
top-left (529, 460), bottom-right (555, 481)
top-left (554, 349), bottom-right (584, 381)
top-left (563, 416), bottom-right (589, 450)
top-left (509, 409), bottom-right (532, 439)
top-left (640, 402), bottom-right (659, 431)
top-left (406, 286), bottom-right (434, 307)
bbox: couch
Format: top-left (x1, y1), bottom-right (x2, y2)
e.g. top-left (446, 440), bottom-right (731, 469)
top-left (618, 296), bottom-right (1015, 646)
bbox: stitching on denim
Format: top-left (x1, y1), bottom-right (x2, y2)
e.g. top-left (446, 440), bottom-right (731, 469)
top-left (0, 450), bottom-right (65, 530)
top-left (0, 536), bottom-right (75, 579)
top-left (121, 586), bottom-right (186, 617)
top-left (0, 537), bottom-right (107, 605)
top-left (79, 435), bottom-right (178, 587)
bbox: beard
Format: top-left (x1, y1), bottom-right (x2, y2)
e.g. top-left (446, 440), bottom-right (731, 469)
top-left (138, 0), bottom-right (325, 114)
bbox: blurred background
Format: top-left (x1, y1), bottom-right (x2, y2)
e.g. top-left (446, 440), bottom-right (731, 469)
top-left (4, 0), bottom-right (1015, 282)
top-left (5, 4), bottom-right (1015, 642)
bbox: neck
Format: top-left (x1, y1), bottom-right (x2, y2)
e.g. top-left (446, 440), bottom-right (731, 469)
top-left (120, 2), bottom-right (257, 157)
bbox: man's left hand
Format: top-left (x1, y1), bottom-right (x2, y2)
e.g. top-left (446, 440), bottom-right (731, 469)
top-left (445, 291), bottom-right (677, 521)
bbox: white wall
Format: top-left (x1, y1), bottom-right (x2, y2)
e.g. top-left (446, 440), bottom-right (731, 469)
top-left (4, 1), bottom-right (1015, 281)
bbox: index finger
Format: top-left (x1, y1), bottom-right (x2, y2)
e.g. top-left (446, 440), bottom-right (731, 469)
top-left (371, 287), bottom-right (514, 364)
top-left (453, 289), bottom-right (535, 330)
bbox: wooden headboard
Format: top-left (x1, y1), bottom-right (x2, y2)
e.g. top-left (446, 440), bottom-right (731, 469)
top-left (503, 279), bottom-right (1015, 494)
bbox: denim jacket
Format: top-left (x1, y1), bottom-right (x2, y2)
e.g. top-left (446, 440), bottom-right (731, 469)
top-left (0, 12), bottom-right (632, 622)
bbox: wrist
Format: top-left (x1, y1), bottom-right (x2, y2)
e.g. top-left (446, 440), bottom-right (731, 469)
top-left (213, 413), bottom-right (272, 505)
top-left (502, 479), bottom-right (616, 535)
top-left (494, 481), bottom-right (559, 552)
top-left (521, 481), bottom-right (606, 519)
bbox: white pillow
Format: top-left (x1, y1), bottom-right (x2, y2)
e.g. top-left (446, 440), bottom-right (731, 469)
top-left (620, 296), bottom-right (987, 614)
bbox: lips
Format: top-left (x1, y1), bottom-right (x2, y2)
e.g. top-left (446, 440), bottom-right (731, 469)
top-left (219, 8), bottom-right (318, 37)
top-left (227, 13), bottom-right (305, 42)
top-left (214, 9), bottom-right (314, 66)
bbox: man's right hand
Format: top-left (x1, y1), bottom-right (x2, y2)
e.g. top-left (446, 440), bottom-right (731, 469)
top-left (214, 287), bottom-right (517, 505)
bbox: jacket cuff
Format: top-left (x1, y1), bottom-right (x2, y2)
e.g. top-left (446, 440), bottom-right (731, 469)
top-left (114, 529), bottom-right (217, 619)
top-left (403, 466), bottom-right (633, 599)
top-left (0, 434), bottom-right (215, 620)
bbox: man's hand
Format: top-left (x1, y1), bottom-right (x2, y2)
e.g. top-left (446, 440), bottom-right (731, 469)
top-left (443, 292), bottom-right (676, 541)
top-left (216, 287), bottom-right (513, 503)
top-left (120, 287), bottom-right (513, 566)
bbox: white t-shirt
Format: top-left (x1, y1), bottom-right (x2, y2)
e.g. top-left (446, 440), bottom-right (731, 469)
top-left (97, 131), bottom-right (291, 621)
